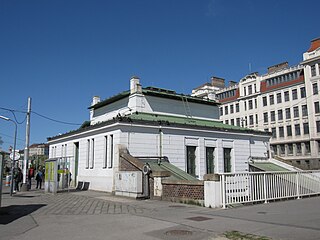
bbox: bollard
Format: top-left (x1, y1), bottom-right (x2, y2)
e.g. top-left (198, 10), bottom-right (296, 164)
top-left (5, 175), bottom-right (11, 186)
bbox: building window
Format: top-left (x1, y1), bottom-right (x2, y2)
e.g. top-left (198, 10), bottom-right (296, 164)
top-left (236, 118), bottom-right (240, 126)
top-left (271, 128), bottom-right (276, 138)
top-left (244, 101), bottom-right (247, 111)
top-left (230, 104), bottom-right (234, 114)
top-left (249, 100), bottom-right (253, 110)
top-left (284, 91), bottom-right (290, 102)
top-left (255, 114), bottom-right (258, 124)
top-left (303, 122), bottom-right (309, 135)
top-left (269, 95), bottom-right (274, 105)
top-left (263, 96), bottom-right (267, 106)
top-left (90, 139), bottom-right (94, 169)
top-left (279, 144), bottom-right (285, 155)
top-left (285, 108), bottom-right (291, 120)
top-left (313, 82), bottom-right (318, 95)
top-left (292, 89), bottom-right (298, 100)
top-left (206, 147), bottom-right (215, 174)
top-left (279, 126), bottom-right (284, 137)
top-left (302, 105), bottom-right (308, 117)
top-left (231, 119), bottom-right (235, 125)
top-left (248, 85), bottom-right (252, 95)
top-left (318, 141), bottom-right (320, 154)
top-left (236, 103), bottom-right (239, 112)
top-left (287, 125), bottom-right (292, 137)
top-left (249, 115), bottom-right (254, 125)
top-left (311, 65), bottom-right (316, 77)
top-left (186, 146), bottom-right (196, 177)
top-left (103, 136), bottom-right (108, 168)
top-left (223, 148), bottom-right (232, 173)
top-left (296, 143), bottom-right (302, 155)
top-left (278, 109), bottom-right (283, 121)
top-left (86, 139), bottom-right (90, 169)
top-left (277, 93), bottom-right (282, 103)
top-left (109, 135), bottom-right (114, 168)
top-left (315, 102), bottom-right (320, 114)
top-left (295, 124), bottom-right (301, 136)
top-left (300, 87), bottom-right (306, 98)
top-left (220, 107), bottom-right (223, 116)
top-left (264, 112), bottom-right (268, 123)
top-left (317, 120), bottom-right (320, 133)
top-left (304, 142), bottom-right (311, 155)
top-left (255, 99), bottom-right (257, 109)
top-left (287, 144), bottom-right (293, 155)
top-left (271, 111), bottom-right (275, 122)
top-left (225, 106), bottom-right (228, 115)
top-left (225, 120), bottom-right (229, 125)
top-left (293, 106), bottom-right (299, 118)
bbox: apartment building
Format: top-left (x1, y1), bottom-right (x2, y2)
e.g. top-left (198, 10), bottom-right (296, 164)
top-left (192, 38), bottom-right (320, 169)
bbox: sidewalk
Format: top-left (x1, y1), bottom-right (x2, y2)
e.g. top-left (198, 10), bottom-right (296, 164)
top-left (1, 184), bottom-right (320, 240)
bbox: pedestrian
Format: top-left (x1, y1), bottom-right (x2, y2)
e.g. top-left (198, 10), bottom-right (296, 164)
top-left (35, 168), bottom-right (43, 189)
top-left (13, 168), bottom-right (23, 192)
top-left (28, 165), bottom-right (35, 190)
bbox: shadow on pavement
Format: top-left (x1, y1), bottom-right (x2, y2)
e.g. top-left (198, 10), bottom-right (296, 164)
top-left (0, 204), bottom-right (46, 225)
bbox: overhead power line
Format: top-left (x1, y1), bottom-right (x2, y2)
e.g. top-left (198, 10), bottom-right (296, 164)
top-left (32, 111), bottom-right (82, 126)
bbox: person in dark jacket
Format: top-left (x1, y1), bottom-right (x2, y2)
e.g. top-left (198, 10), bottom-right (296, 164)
top-left (14, 168), bottom-right (23, 192)
top-left (35, 168), bottom-right (43, 189)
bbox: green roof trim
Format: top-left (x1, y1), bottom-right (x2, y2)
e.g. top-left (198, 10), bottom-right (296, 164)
top-left (249, 162), bottom-right (289, 171)
top-left (128, 112), bottom-right (269, 135)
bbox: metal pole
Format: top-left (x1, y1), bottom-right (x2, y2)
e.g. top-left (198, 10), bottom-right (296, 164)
top-left (0, 154), bottom-right (3, 207)
top-left (10, 120), bottom-right (17, 196)
top-left (22, 97), bottom-right (31, 188)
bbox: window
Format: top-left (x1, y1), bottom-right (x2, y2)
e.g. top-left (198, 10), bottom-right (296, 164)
top-left (287, 125), bottom-right (292, 137)
top-left (293, 106), bottom-right (299, 118)
top-left (86, 139), bottom-right (90, 169)
top-left (256, 114), bottom-right (258, 124)
top-left (230, 104), bottom-right (234, 114)
top-left (279, 126), bottom-right (284, 137)
top-left (311, 65), bottom-right (316, 77)
top-left (285, 108), bottom-right (291, 120)
top-left (90, 139), bottom-right (95, 169)
top-left (225, 120), bottom-right (229, 125)
top-left (236, 118), bottom-right (240, 126)
top-left (249, 115), bottom-right (254, 125)
top-left (225, 106), bottom-right (228, 115)
top-left (223, 148), bottom-right (232, 173)
top-left (249, 100), bottom-right (253, 110)
top-left (302, 105), bottom-right (308, 117)
top-left (255, 99), bottom-right (257, 109)
top-left (186, 146), bottom-right (196, 177)
top-left (269, 95), bottom-right (274, 105)
top-left (271, 111), bottom-right (275, 122)
top-left (206, 147), bottom-right (215, 174)
top-left (317, 120), bottom-right (320, 133)
top-left (284, 91), bottom-right (290, 102)
top-left (248, 85), bottom-right (252, 95)
top-left (231, 119), bottom-right (234, 125)
top-left (278, 109), bottom-right (283, 121)
top-left (103, 136), bottom-right (108, 168)
top-left (263, 96), bottom-right (267, 106)
top-left (271, 128), bottom-right (276, 138)
top-left (296, 143), bottom-right (302, 155)
top-left (244, 101), bottom-right (247, 111)
top-left (292, 89), bottom-right (298, 100)
top-left (244, 87), bottom-right (247, 96)
top-left (305, 142), bottom-right (311, 155)
top-left (287, 144), bottom-right (293, 155)
top-left (277, 93), bottom-right (282, 103)
top-left (235, 103), bottom-right (239, 112)
top-left (315, 102), bottom-right (320, 114)
top-left (220, 107), bottom-right (223, 116)
top-left (109, 135), bottom-right (114, 168)
top-left (313, 83), bottom-right (318, 95)
top-left (301, 87), bottom-right (306, 98)
top-left (303, 122), bottom-right (309, 135)
top-left (318, 140), bottom-right (320, 154)
top-left (295, 124), bottom-right (301, 136)
top-left (279, 144), bottom-right (285, 155)
top-left (263, 112), bottom-right (268, 123)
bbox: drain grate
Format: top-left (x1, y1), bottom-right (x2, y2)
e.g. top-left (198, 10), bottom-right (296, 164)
top-left (257, 211), bottom-right (267, 215)
top-left (186, 216), bottom-right (212, 221)
top-left (165, 230), bottom-right (193, 236)
top-left (169, 205), bottom-right (186, 208)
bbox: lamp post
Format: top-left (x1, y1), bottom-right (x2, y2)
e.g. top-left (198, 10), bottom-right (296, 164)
top-left (0, 115), bottom-right (18, 196)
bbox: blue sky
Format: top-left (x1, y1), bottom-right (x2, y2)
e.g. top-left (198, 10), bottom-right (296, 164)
top-left (0, 0), bottom-right (319, 151)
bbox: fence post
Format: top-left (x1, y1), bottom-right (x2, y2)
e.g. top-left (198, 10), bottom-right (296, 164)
top-left (204, 174), bottom-right (222, 208)
top-left (296, 172), bottom-right (300, 199)
top-left (263, 173), bottom-right (268, 203)
top-left (221, 174), bottom-right (226, 209)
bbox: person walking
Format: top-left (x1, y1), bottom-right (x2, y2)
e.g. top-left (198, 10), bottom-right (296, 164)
top-left (13, 168), bottom-right (23, 192)
top-left (35, 168), bottom-right (43, 189)
top-left (28, 165), bottom-right (35, 190)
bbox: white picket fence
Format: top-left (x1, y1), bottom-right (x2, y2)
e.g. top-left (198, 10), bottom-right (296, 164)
top-left (220, 171), bottom-right (320, 208)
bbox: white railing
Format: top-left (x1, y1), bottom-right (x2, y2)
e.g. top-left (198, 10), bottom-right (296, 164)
top-left (220, 171), bottom-right (320, 208)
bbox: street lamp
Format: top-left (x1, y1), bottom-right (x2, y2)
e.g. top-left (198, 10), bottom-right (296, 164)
top-left (0, 115), bottom-right (18, 196)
